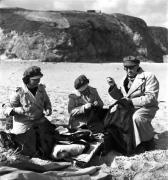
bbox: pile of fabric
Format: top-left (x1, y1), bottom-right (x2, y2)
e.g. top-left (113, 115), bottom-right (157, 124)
top-left (0, 125), bottom-right (108, 180)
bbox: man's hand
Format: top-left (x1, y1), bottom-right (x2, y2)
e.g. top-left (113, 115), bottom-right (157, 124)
top-left (106, 77), bottom-right (116, 87)
top-left (45, 109), bottom-right (52, 116)
top-left (84, 103), bottom-right (92, 110)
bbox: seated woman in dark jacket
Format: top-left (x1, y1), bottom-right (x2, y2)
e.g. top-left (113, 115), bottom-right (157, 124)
top-left (68, 75), bottom-right (107, 133)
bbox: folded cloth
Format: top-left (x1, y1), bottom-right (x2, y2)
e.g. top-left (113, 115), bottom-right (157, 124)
top-left (0, 166), bottom-right (91, 180)
top-left (52, 144), bottom-right (85, 160)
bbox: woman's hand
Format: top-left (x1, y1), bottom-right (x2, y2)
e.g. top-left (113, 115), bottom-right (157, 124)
top-left (84, 103), bottom-right (92, 110)
top-left (93, 101), bottom-right (98, 106)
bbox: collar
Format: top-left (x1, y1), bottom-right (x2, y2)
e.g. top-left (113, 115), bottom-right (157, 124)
top-left (125, 67), bottom-right (144, 80)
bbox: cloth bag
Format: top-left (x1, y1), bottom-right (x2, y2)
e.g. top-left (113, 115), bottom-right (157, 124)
top-left (103, 102), bottom-right (135, 155)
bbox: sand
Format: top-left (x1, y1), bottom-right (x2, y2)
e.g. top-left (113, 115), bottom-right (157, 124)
top-left (0, 61), bottom-right (168, 179)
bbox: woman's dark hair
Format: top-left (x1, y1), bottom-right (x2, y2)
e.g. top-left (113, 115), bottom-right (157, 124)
top-left (22, 76), bottom-right (30, 84)
top-left (74, 75), bottom-right (89, 90)
top-left (22, 66), bottom-right (43, 84)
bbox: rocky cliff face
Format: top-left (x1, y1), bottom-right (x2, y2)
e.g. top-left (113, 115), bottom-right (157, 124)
top-left (0, 8), bottom-right (167, 62)
top-left (149, 26), bottom-right (168, 55)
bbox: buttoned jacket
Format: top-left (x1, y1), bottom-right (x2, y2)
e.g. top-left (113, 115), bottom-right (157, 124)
top-left (6, 83), bottom-right (52, 134)
top-left (68, 86), bottom-right (103, 116)
top-left (109, 68), bottom-right (159, 109)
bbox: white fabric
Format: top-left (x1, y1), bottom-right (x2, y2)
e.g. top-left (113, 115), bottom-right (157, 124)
top-left (52, 144), bottom-right (85, 160)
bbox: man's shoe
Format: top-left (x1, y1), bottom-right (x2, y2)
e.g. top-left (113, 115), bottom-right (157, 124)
top-left (133, 143), bottom-right (146, 155)
top-left (142, 138), bottom-right (155, 151)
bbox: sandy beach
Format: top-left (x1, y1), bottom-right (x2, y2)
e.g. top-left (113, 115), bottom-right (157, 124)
top-left (0, 60), bottom-right (168, 179)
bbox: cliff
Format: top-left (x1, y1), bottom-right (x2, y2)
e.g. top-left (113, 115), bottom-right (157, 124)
top-left (149, 26), bottom-right (168, 55)
top-left (0, 8), bottom-right (167, 62)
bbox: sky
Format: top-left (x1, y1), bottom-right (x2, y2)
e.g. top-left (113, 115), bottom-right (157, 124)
top-left (0, 0), bottom-right (167, 28)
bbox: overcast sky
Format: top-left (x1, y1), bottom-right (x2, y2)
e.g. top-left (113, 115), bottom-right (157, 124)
top-left (0, 0), bottom-right (167, 28)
